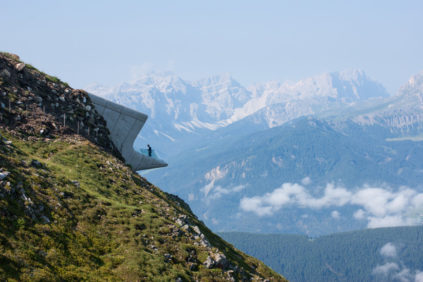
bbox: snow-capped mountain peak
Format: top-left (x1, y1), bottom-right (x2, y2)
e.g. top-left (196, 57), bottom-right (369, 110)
top-left (399, 71), bottom-right (423, 97)
top-left (84, 69), bottom-right (391, 155)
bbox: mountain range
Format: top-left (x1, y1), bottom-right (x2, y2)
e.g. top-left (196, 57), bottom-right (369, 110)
top-left (86, 69), bottom-right (389, 158)
top-left (87, 69), bottom-right (423, 236)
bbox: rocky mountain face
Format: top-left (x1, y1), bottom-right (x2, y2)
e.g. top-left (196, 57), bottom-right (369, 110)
top-left (0, 53), bottom-right (120, 157)
top-left (0, 52), bottom-right (284, 281)
top-left (235, 69), bottom-right (389, 128)
top-left (86, 69), bottom-right (389, 158)
top-left (346, 71), bottom-right (423, 135)
top-left (87, 73), bottom-right (254, 157)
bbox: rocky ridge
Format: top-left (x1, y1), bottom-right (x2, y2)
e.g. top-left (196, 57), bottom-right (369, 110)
top-left (0, 52), bottom-right (121, 158)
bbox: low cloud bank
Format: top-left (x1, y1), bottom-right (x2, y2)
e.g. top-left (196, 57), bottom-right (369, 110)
top-left (372, 243), bottom-right (423, 282)
top-left (380, 242), bottom-right (397, 258)
top-left (240, 182), bottom-right (423, 228)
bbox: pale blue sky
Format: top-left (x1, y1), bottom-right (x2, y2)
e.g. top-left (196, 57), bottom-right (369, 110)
top-left (2, 0), bottom-right (423, 93)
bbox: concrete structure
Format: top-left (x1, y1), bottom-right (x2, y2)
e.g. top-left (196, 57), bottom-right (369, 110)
top-left (88, 93), bottom-right (167, 171)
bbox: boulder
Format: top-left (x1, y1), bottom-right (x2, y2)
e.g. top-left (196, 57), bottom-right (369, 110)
top-left (0, 69), bottom-right (11, 78)
top-left (192, 225), bottom-right (201, 234)
top-left (135, 223), bottom-right (146, 231)
top-left (30, 159), bottom-right (43, 168)
top-left (15, 63), bottom-right (25, 72)
top-left (163, 253), bottom-right (172, 263)
top-left (0, 171), bottom-right (10, 180)
top-left (189, 263), bottom-right (199, 271)
top-left (203, 256), bottom-right (215, 269)
top-left (212, 252), bottom-right (229, 269)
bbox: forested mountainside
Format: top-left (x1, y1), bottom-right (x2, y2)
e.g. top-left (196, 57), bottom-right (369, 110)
top-left (0, 52), bottom-right (285, 281)
top-left (221, 226), bottom-right (423, 282)
top-left (148, 115), bottom-right (423, 235)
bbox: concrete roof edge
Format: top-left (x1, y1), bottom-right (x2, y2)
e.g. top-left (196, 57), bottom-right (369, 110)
top-left (87, 93), bottom-right (148, 121)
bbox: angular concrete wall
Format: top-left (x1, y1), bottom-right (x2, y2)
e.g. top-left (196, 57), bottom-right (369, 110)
top-left (88, 93), bottom-right (167, 171)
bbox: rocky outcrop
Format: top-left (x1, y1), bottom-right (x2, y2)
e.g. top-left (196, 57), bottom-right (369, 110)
top-left (0, 52), bottom-right (121, 158)
top-left (0, 52), bottom-right (166, 171)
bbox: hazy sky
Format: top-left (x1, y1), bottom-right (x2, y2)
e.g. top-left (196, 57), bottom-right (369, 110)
top-left (2, 0), bottom-right (423, 93)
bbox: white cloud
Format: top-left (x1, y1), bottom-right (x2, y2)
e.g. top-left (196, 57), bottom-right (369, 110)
top-left (380, 242), bottom-right (397, 258)
top-left (188, 193), bottom-right (195, 201)
top-left (367, 215), bottom-right (415, 229)
top-left (305, 184), bottom-right (351, 208)
top-left (373, 263), bottom-right (422, 282)
top-left (203, 181), bottom-right (215, 197)
top-left (354, 209), bottom-right (365, 219)
top-left (239, 182), bottom-right (423, 228)
top-left (394, 268), bottom-right (413, 282)
top-left (210, 186), bottom-right (230, 199)
top-left (372, 242), bottom-right (422, 282)
top-left (232, 185), bottom-right (246, 192)
top-left (372, 262), bottom-right (399, 276)
top-left (301, 176), bottom-right (312, 185)
top-left (351, 187), bottom-right (416, 218)
top-left (415, 271), bottom-right (423, 282)
top-left (240, 197), bottom-right (274, 216)
top-left (331, 210), bottom-right (340, 219)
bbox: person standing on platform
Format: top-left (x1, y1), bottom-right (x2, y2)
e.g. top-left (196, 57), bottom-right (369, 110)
top-left (147, 144), bottom-right (152, 157)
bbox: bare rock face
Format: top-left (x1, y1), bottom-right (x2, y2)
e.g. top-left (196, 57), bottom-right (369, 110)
top-left (0, 170), bottom-right (10, 180)
top-left (15, 63), bottom-right (25, 72)
top-left (212, 252), bottom-right (229, 269)
top-left (0, 69), bottom-right (11, 78)
top-left (203, 256), bottom-right (215, 269)
top-left (0, 52), bottom-right (122, 159)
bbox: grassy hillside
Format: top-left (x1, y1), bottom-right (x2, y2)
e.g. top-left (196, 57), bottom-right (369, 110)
top-left (0, 52), bottom-right (285, 281)
top-left (220, 226), bottom-right (423, 282)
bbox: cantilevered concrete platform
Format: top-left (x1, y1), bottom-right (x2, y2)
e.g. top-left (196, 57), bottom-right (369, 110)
top-left (88, 94), bottom-right (167, 171)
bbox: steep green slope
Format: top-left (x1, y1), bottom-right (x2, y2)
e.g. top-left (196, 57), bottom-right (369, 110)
top-left (220, 226), bottom-right (423, 282)
top-left (0, 52), bottom-right (285, 281)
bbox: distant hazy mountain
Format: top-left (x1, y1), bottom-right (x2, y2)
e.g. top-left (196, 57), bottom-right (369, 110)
top-left (86, 69), bottom-right (389, 158)
top-left (220, 226), bottom-right (423, 282)
top-left (348, 71), bottom-right (423, 135)
top-left (144, 72), bottom-right (423, 236)
top-left (87, 70), bottom-right (423, 236)
top-left (239, 69), bottom-right (389, 128)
